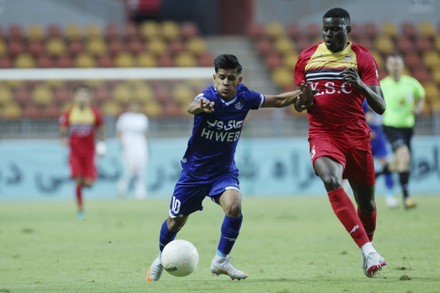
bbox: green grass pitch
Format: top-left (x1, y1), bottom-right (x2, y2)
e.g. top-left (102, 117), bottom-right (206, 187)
top-left (1, 196), bottom-right (439, 292)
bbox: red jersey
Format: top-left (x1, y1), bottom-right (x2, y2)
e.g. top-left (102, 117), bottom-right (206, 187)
top-left (294, 42), bottom-right (380, 136)
top-left (59, 105), bottom-right (103, 155)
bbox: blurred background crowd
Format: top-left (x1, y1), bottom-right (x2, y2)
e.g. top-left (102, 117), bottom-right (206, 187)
top-left (0, 0), bottom-right (439, 139)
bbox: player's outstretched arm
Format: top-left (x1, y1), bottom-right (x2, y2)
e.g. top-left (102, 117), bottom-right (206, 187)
top-left (293, 82), bottom-right (316, 112)
top-left (187, 97), bottom-right (215, 115)
top-left (262, 89), bottom-right (302, 108)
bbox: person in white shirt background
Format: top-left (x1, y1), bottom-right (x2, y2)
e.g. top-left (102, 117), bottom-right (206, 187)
top-left (116, 99), bottom-right (149, 199)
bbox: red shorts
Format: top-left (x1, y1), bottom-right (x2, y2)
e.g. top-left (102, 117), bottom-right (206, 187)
top-left (69, 151), bottom-right (97, 180)
top-left (308, 133), bottom-right (375, 186)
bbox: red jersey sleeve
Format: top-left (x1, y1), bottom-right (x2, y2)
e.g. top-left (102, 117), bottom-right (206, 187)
top-left (59, 109), bottom-right (71, 127)
top-left (92, 107), bottom-right (104, 127)
top-left (294, 46), bottom-right (316, 86)
top-left (353, 45), bottom-right (380, 86)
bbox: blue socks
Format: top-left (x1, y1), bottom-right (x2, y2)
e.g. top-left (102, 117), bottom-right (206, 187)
top-left (216, 215), bottom-right (243, 257)
top-left (159, 220), bottom-right (177, 252)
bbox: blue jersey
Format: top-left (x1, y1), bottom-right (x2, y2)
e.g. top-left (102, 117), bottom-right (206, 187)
top-left (362, 99), bottom-right (389, 158)
top-left (181, 83), bottom-right (264, 180)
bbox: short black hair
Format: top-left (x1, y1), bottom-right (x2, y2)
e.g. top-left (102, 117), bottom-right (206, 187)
top-left (323, 7), bottom-right (350, 24)
top-left (214, 54), bottom-right (242, 74)
top-left (72, 84), bottom-right (92, 96)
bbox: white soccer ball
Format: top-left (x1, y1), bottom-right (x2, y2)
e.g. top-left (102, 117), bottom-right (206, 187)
top-left (161, 239), bottom-right (199, 277)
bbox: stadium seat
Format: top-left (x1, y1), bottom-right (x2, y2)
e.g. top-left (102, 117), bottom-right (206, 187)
top-left (92, 87), bottom-right (110, 105)
top-left (422, 50), bottom-right (440, 70)
top-left (47, 24), bottom-right (62, 38)
top-left (255, 38), bottom-right (275, 57)
top-left (124, 22), bottom-right (140, 40)
top-left (423, 82), bottom-right (440, 104)
top-left (140, 21), bottom-right (159, 40)
top-left (148, 38), bottom-right (168, 56)
top-left (46, 38), bottom-right (67, 57)
top-left (381, 22), bottom-right (397, 38)
top-left (86, 37), bottom-right (108, 57)
top-left (64, 24), bottom-right (82, 40)
top-left (131, 81), bottom-right (154, 102)
top-left (264, 53), bottom-right (283, 70)
top-left (363, 22), bottom-right (378, 40)
top-left (432, 69), bottom-right (440, 85)
top-left (113, 83), bottom-right (132, 103)
top-left (161, 21), bottom-right (181, 41)
top-left (14, 87), bottom-right (31, 105)
top-left (101, 101), bottom-right (121, 117)
top-left (418, 21), bottom-right (436, 38)
top-left (31, 84), bottom-right (54, 106)
top-left (168, 39), bottom-right (185, 56)
top-left (412, 67), bottom-right (431, 83)
top-left (137, 52), bottom-right (157, 67)
top-left (401, 22), bottom-right (417, 39)
top-left (28, 40), bottom-right (45, 57)
top-left (0, 87), bottom-right (13, 105)
top-left (96, 54), bottom-right (114, 67)
top-left (305, 23), bottom-right (321, 41)
top-left (7, 39), bottom-right (25, 57)
top-left (273, 37), bottom-right (295, 56)
top-left (435, 36), bottom-right (440, 51)
top-left (197, 53), bottom-right (213, 67)
top-left (162, 100), bottom-right (184, 117)
top-left (54, 86), bottom-right (71, 105)
top-left (186, 38), bottom-right (207, 57)
top-left (8, 25), bottom-right (23, 40)
top-left (174, 52), bottom-right (197, 67)
top-left (1, 102), bottom-right (23, 120)
top-left (370, 50), bottom-right (383, 68)
top-left (56, 55), bottom-right (74, 68)
top-left (264, 22), bottom-right (285, 40)
top-left (14, 53), bottom-right (36, 68)
top-left (272, 67), bottom-right (293, 90)
top-left (36, 54), bottom-right (55, 68)
top-left (114, 52), bottom-right (135, 67)
top-left (104, 23), bottom-right (119, 40)
top-left (67, 39), bottom-right (85, 56)
top-left (415, 37), bottom-right (433, 52)
top-left (283, 52), bottom-right (299, 68)
top-left (84, 24), bottom-right (102, 39)
top-left (108, 39), bottom-right (125, 56)
top-left (404, 52), bottom-right (422, 71)
top-left (128, 37), bottom-right (145, 54)
top-left (172, 83), bottom-right (194, 105)
top-left (0, 40), bottom-right (7, 57)
top-left (286, 22), bottom-right (301, 41)
top-left (181, 21), bottom-right (199, 40)
top-left (374, 36), bottom-right (394, 55)
top-left (143, 100), bottom-right (162, 117)
top-left (26, 24), bottom-right (45, 41)
top-left (395, 37), bottom-right (414, 54)
top-left (74, 53), bottom-right (96, 68)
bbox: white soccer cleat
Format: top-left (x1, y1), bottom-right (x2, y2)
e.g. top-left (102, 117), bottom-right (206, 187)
top-left (363, 252), bottom-right (387, 277)
top-left (210, 257), bottom-right (248, 280)
top-left (385, 197), bottom-right (400, 208)
top-left (146, 255), bottom-right (163, 282)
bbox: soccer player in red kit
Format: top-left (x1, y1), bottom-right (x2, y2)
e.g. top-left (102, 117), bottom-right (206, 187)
top-left (59, 85), bottom-right (105, 219)
top-left (293, 8), bottom-right (387, 277)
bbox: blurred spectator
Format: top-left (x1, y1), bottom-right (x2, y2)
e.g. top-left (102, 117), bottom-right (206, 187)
top-left (116, 99), bottom-right (149, 199)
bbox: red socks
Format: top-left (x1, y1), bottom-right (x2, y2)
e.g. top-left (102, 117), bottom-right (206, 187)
top-left (328, 188), bottom-right (369, 248)
top-left (75, 184), bottom-right (83, 211)
top-left (357, 207), bottom-right (376, 242)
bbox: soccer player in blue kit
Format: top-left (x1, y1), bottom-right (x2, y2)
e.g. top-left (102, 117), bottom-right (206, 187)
top-left (146, 54), bottom-right (307, 281)
top-left (362, 100), bottom-right (398, 208)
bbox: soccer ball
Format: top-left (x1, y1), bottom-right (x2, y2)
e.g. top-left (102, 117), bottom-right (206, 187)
top-left (161, 239), bottom-right (199, 277)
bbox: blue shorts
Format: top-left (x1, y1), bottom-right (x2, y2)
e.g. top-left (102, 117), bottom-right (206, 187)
top-left (370, 126), bottom-right (389, 158)
top-left (168, 170), bottom-right (240, 218)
